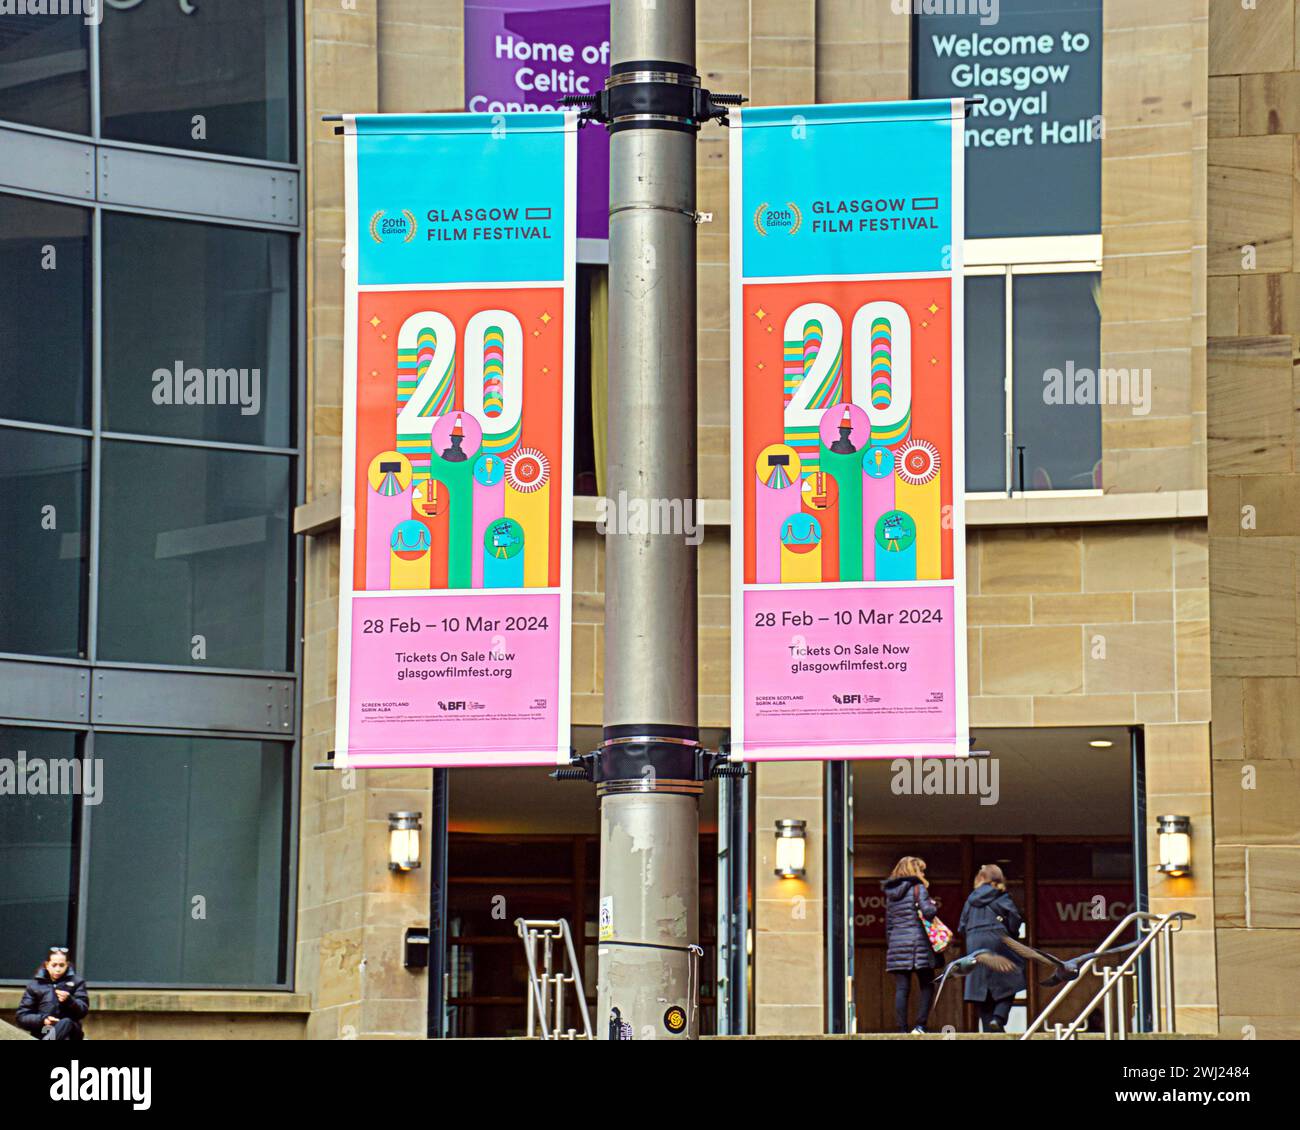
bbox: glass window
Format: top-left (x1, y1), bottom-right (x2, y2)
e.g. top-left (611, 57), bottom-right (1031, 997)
top-left (964, 275), bottom-right (1006, 493)
top-left (0, 194), bottom-right (92, 429)
top-left (1012, 272), bottom-right (1101, 491)
top-left (99, 0), bottom-right (293, 163)
top-left (913, 0), bottom-right (1103, 238)
top-left (85, 734), bottom-right (289, 985)
top-left (0, 726), bottom-right (79, 982)
top-left (102, 214), bottom-right (293, 448)
top-left (0, 427), bottom-right (89, 659)
top-left (0, 11), bottom-right (90, 135)
top-left (97, 441), bottom-right (293, 670)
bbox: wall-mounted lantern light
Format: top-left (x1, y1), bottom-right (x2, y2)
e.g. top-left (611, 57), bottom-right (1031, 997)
top-left (773, 819), bottom-right (808, 879)
top-left (1156, 814), bottom-right (1192, 877)
top-left (388, 811), bottom-right (423, 872)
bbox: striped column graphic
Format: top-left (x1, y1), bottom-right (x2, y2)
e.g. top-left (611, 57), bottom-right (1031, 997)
top-left (756, 444), bottom-right (802, 584)
top-left (504, 448), bottom-right (550, 588)
top-left (396, 321), bottom-right (455, 483)
top-left (783, 316), bottom-right (842, 478)
top-left (861, 445), bottom-right (896, 582)
top-left (867, 315), bottom-right (910, 449)
top-left (894, 439), bottom-right (942, 580)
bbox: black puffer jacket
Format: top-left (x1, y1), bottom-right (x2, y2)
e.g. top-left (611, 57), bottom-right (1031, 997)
top-left (882, 876), bottom-right (940, 971)
top-left (958, 883), bottom-right (1026, 1002)
top-left (15, 966), bottom-right (89, 1039)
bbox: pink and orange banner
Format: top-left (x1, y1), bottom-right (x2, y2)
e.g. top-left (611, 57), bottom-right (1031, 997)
top-left (334, 113), bottom-right (575, 768)
top-left (730, 101), bottom-right (970, 759)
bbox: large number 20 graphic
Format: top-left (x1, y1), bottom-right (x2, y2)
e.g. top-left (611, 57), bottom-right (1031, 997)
top-left (395, 309), bottom-right (524, 449)
top-left (783, 300), bottom-right (912, 458)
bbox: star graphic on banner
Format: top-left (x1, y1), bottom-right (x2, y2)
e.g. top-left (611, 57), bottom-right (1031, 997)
top-left (380, 333), bottom-right (388, 341)
top-left (532, 329), bottom-right (540, 337)
top-left (928, 302), bottom-right (940, 315)
top-left (921, 320), bottom-right (930, 329)
top-left (542, 366), bottom-right (550, 376)
top-left (929, 357), bottom-right (938, 366)
top-left (540, 312), bottom-right (552, 325)
top-left (766, 325), bottom-right (774, 333)
top-left (756, 362), bottom-right (765, 371)
top-left (370, 370), bottom-right (378, 378)
top-left (369, 316), bottom-right (381, 328)
top-left (754, 308), bottom-right (766, 320)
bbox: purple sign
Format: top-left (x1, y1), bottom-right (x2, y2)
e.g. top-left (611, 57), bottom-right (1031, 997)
top-left (465, 0), bottom-right (611, 251)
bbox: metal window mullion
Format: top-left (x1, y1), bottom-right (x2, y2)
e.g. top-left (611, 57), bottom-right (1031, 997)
top-left (95, 137), bottom-right (300, 174)
top-left (99, 431), bottom-right (298, 457)
top-left (1003, 267), bottom-right (1014, 497)
top-left (88, 7), bottom-right (100, 144)
top-left (87, 205), bottom-right (102, 664)
top-left (89, 657), bottom-right (298, 679)
top-left (93, 196), bottom-right (300, 234)
top-left (284, 6), bottom-right (308, 984)
top-left (0, 417), bottom-right (93, 439)
top-left (74, 728), bottom-right (94, 969)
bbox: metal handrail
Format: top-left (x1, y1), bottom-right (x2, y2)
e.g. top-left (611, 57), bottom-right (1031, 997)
top-left (515, 918), bottom-right (593, 1040)
top-left (1021, 910), bottom-right (1195, 1040)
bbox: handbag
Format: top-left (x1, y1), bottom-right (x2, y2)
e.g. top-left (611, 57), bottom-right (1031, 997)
top-left (913, 884), bottom-right (953, 953)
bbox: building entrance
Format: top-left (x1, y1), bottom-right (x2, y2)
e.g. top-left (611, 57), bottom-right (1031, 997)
top-left (848, 726), bottom-right (1140, 1033)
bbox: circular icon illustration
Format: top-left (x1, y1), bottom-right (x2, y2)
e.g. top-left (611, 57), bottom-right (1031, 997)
top-left (473, 452), bottom-right (506, 487)
top-left (484, 517), bottom-right (524, 560)
top-left (863, 445), bottom-right (895, 479)
top-left (874, 509), bottom-right (917, 553)
top-left (818, 402), bottom-right (870, 454)
top-left (506, 447), bottom-right (550, 493)
top-left (780, 511), bottom-right (822, 553)
top-left (756, 443), bottom-right (801, 489)
top-left (800, 471), bottom-right (839, 511)
top-left (896, 439), bottom-right (941, 486)
top-left (411, 480), bottom-right (443, 520)
top-left (663, 1006), bottom-right (687, 1034)
top-left (430, 411), bottom-right (483, 463)
top-left (390, 518), bottom-right (431, 558)
top-left (368, 450), bottom-right (412, 494)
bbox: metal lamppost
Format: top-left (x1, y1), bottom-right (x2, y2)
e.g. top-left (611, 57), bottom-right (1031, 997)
top-left (561, 0), bottom-right (740, 1040)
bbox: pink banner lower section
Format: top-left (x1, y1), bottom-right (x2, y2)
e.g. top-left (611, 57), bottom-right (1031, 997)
top-left (742, 584), bottom-right (957, 759)
top-left (344, 592), bottom-right (562, 766)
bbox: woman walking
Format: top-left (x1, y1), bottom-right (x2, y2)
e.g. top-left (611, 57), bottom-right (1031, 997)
top-left (16, 947), bottom-right (89, 1040)
top-left (957, 864), bottom-right (1026, 1033)
top-left (881, 855), bottom-right (942, 1033)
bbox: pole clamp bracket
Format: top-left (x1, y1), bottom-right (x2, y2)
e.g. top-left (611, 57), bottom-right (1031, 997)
top-left (563, 60), bottom-right (745, 133)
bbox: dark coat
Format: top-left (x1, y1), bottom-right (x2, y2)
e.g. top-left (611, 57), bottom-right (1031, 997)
top-left (958, 884), bottom-right (1026, 1003)
top-left (15, 966), bottom-right (89, 1039)
top-left (882, 876), bottom-right (940, 972)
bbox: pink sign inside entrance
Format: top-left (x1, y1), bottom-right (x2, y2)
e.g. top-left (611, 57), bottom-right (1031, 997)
top-left (743, 587), bottom-right (956, 759)
top-left (347, 593), bottom-right (562, 767)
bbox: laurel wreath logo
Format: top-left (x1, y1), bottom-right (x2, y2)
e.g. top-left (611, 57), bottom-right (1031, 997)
top-left (369, 210), bottom-right (418, 244)
top-left (753, 201), bottom-right (801, 237)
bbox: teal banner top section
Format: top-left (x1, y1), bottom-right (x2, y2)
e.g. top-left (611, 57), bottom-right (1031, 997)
top-left (353, 112), bottom-right (569, 286)
top-left (738, 101), bottom-right (957, 279)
